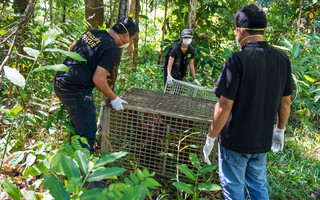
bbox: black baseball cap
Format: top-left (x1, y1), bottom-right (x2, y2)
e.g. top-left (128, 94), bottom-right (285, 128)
top-left (181, 29), bottom-right (193, 38)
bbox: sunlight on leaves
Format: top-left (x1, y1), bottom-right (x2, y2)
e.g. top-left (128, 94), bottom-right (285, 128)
top-left (44, 48), bottom-right (86, 62)
top-left (2, 179), bottom-right (22, 200)
top-left (3, 66), bottom-right (25, 88)
top-left (41, 28), bottom-right (61, 49)
top-left (32, 64), bottom-right (69, 73)
top-left (23, 47), bottom-right (40, 59)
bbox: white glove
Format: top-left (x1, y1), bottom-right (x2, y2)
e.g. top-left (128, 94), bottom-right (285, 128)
top-left (194, 79), bottom-right (201, 86)
top-left (110, 97), bottom-right (128, 111)
top-left (203, 135), bottom-right (215, 165)
top-left (167, 75), bottom-right (174, 85)
top-left (271, 127), bottom-right (285, 153)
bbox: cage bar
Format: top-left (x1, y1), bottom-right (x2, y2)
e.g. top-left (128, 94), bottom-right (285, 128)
top-left (164, 79), bottom-right (218, 101)
top-left (100, 88), bottom-right (217, 180)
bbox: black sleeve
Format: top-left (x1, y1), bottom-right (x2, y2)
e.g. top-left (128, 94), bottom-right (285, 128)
top-left (189, 46), bottom-right (195, 59)
top-left (168, 48), bottom-right (177, 59)
top-left (97, 46), bottom-right (119, 73)
top-left (214, 54), bottom-right (242, 100)
top-left (283, 56), bottom-right (294, 96)
top-left (190, 48), bottom-right (195, 59)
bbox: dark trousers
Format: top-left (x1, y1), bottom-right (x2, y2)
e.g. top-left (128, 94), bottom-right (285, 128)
top-left (54, 83), bottom-right (97, 153)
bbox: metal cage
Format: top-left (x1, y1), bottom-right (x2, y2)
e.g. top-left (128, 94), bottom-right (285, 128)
top-left (99, 88), bottom-right (217, 180)
top-left (164, 79), bottom-right (218, 101)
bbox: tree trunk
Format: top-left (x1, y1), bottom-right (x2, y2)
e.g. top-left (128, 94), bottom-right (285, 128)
top-left (108, 0), bottom-right (119, 29)
top-left (132, 0), bottom-right (140, 69)
top-left (85, 0), bottom-right (104, 29)
top-left (107, 0), bottom-right (129, 92)
top-left (118, 0), bottom-right (129, 20)
top-left (188, 0), bottom-right (197, 30)
top-left (62, 5), bottom-right (66, 23)
top-left (159, 0), bottom-right (168, 64)
top-left (49, 0), bottom-right (53, 25)
top-left (124, 0), bottom-right (139, 69)
top-left (13, 0), bottom-right (28, 14)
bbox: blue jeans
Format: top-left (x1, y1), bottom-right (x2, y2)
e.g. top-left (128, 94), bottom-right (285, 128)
top-left (219, 144), bottom-right (269, 200)
top-left (54, 83), bottom-right (97, 153)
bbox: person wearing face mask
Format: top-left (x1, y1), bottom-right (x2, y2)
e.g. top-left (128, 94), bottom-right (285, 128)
top-left (54, 17), bottom-right (139, 153)
top-left (163, 29), bottom-right (201, 85)
top-left (202, 4), bottom-right (293, 200)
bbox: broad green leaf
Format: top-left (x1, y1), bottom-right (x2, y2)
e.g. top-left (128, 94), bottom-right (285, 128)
top-left (176, 164), bottom-right (196, 181)
top-left (198, 182), bottom-right (222, 191)
top-left (189, 153), bottom-right (200, 170)
top-left (42, 28), bottom-right (60, 49)
top-left (59, 154), bottom-right (81, 181)
top-left (199, 163), bottom-right (218, 174)
top-left (23, 191), bottom-right (37, 200)
top-left (25, 153), bottom-right (36, 169)
top-left (52, 150), bottom-right (69, 173)
top-left (293, 46), bottom-right (300, 59)
top-left (87, 167), bottom-right (125, 182)
top-left (139, 14), bottom-right (148, 20)
top-left (94, 152), bottom-right (127, 167)
top-left (74, 150), bottom-right (89, 174)
top-left (282, 38), bottom-right (292, 50)
top-left (304, 75), bottom-right (315, 83)
top-left (71, 139), bottom-right (83, 150)
top-left (23, 162), bottom-right (48, 178)
top-left (9, 107), bottom-right (23, 116)
top-left (44, 175), bottom-right (70, 200)
top-left (145, 178), bottom-right (161, 189)
top-left (80, 188), bottom-right (105, 200)
top-left (0, 108), bottom-right (10, 115)
top-left (173, 182), bottom-right (194, 194)
top-left (71, 135), bottom-right (80, 140)
top-left (9, 152), bottom-right (25, 167)
top-left (9, 151), bottom-right (25, 168)
top-left (23, 47), bottom-right (40, 59)
top-left (44, 48), bottom-right (86, 62)
top-left (142, 168), bottom-right (150, 177)
top-left (33, 64), bottom-right (69, 73)
top-left (130, 173), bottom-right (139, 184)
top-left (124, 177), bottom-right (134, 185)
top-left (2, 179), bottom-right (22, 200)
top-left (122, 185), bottom-right (147, 200)
top-left (3, 66), bottom-right (25, 88)
top-left (136, 169), bottom-right (144, 181)
top-left (23, 165), bottom-right (42, 178)
top-left (80, 137), bottom-right (90, 147)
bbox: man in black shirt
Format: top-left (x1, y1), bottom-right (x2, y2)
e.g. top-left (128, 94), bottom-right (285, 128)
top-left (203, 4), bottom-right (293, 199)
top-left (54, 17), bottom-right (139, 153)
top-left (163, 29), bottom-right (201, 85)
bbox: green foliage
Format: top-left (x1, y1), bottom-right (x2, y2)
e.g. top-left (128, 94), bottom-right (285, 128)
top-left (173, 154), bottom-right (221, 200)
top-left (1, 0), bottom-right (320, 199)
top-left (267, 129), bottom-right (320, 199)
top-left (38, 137), bottom-right (161, 199)
top-left (2, 179), bottom-right (23, 200)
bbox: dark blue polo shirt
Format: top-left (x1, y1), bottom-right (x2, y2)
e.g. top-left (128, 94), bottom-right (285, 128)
top-left (214, 41), bottom-right (294, 154)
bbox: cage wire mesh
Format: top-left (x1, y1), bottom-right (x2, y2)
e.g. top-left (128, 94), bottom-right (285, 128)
top-left (100, 88), bottom-right (217, 181)
top-left (164, 79), bottom-right (218, 101)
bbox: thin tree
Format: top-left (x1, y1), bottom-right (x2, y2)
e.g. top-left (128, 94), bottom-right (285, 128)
top-left (188, 0), bottom-right (197, 30)
top-left (107, 0), bottom-right (129, 92)
top-left (85, 0), bottom-right (104, 29)
top-left (159, 0), bottom-right (168, 64)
